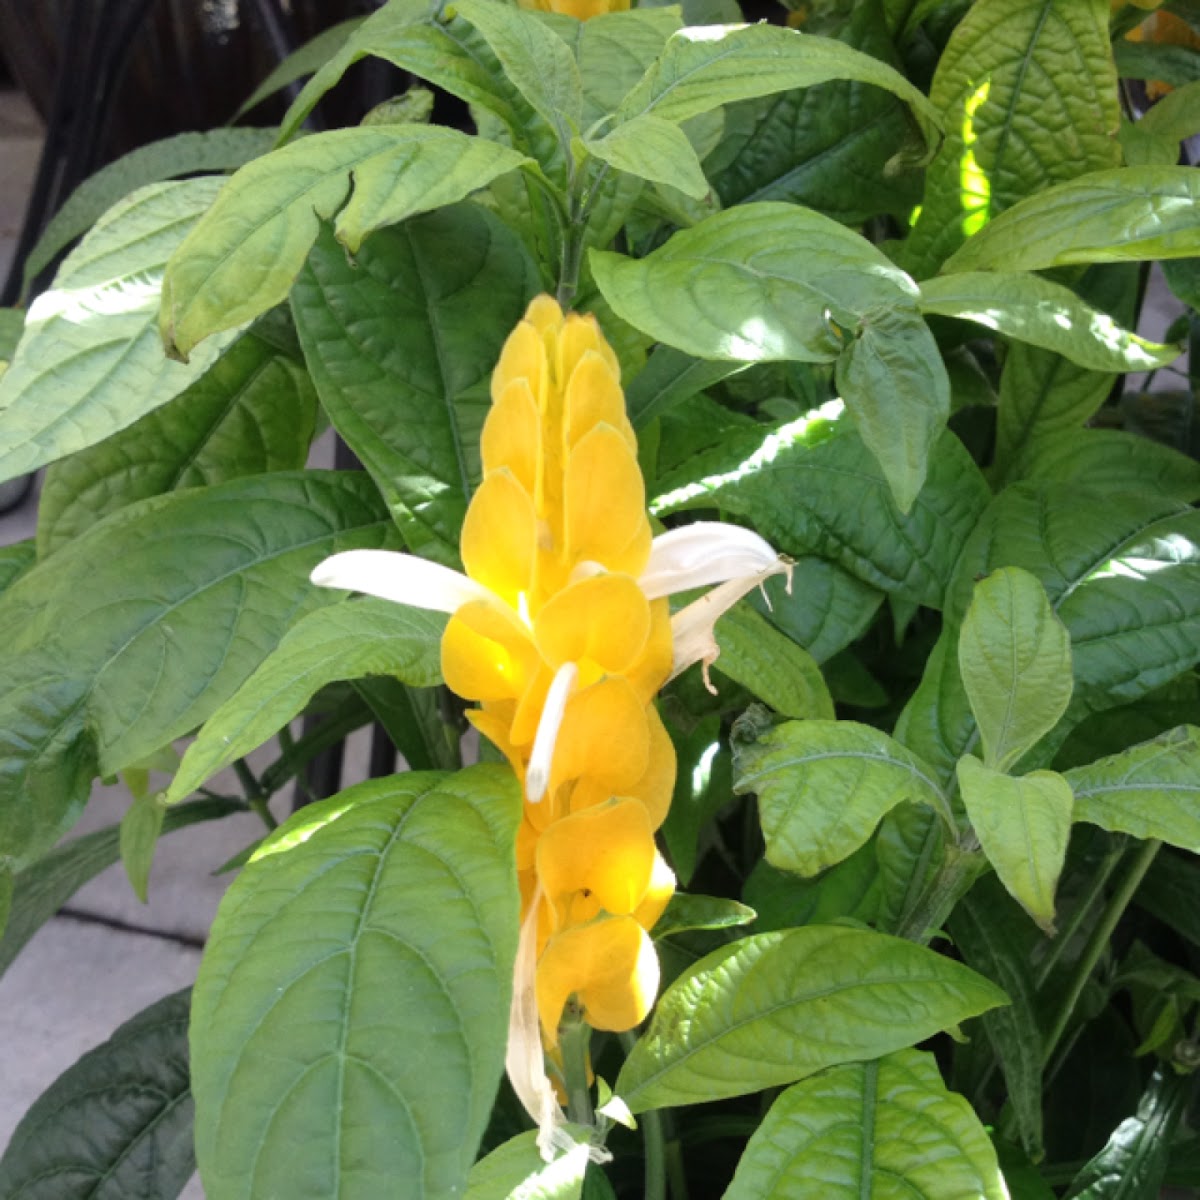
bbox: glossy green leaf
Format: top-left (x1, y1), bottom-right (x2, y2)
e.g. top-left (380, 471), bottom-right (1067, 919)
top-left (655, 893), bottom-right (756, 939)
top-left (958, 566), bottom-right (1073, 772)
top-left (957, 755), bottom-right (1073, 931)
top-left (614, 22), bottom-right (940, 148)
top-left (0, 472), bottom-right (395, 870)
top-left (191, 767), bottom-right (521, 1200)
top-left (119, 791), bottom-right (167, 904)
top-left (736, 720), bottom-right (951, 877)
top-left (944, 167), bottom-right (1200, 274)
top-left (453, 0), bottom-right (581, 143)
top-left (167, 599), bottom-right (444, 804)
top-left (0, 990), bottom-right (194, 1200)
top-left (585, 115), bottom-right (710, 199)
top-left (722, 1048), bottom-right (1008, 1200)
top-left (653, 415), bottom-right (990, 610)
top-left (1120, 82), bottom-right (1200, 167)
top-left (37, 322), bottom-right (317, 556)
top-left (291, 206), bottom-right (539, 564)
top-left (160, 126), bottom-right (528, 357)
top-left (950, 875), bottom-right (1045, 1158)
top-left (875, 801), bottom-right (947, 932)
top-left (592, 202), bottom-right (919, 364)
top-left (615, 926), bottom-right (1006, 1112)
top-left (918, 272), bottom-right (1179, 371)
top-left (464, 1130), bottom-right (591, 1200)
top-left (0, 798), bottom-right (239, 979)
top-left (20, 128), bottom-right (278, 295)
top-left (0, 179), bottom-right (239, 486)
top-left (713, 604), bottom-right (834, 721)
top-left (710, 0), bottom-right (921, 224)
top-left (902, 0), bottom-right (1120, 278)
top-left (626, 346), bottom-right (744, 430)
top-left (1017, 428), bottom-right (1200, 502)
top-left (742, 848), bottom-right (881, 932)
top-left (235, 17), bottom-right (366, 118)
top-left (834, 302), bottom-right (950, 512)
top-left (572, 8), bottom-right (682, 126)
top-left (1066, 725), bottom-right (1200, 852)
top-left (1068, 1068), bottom-right (1190, 1199)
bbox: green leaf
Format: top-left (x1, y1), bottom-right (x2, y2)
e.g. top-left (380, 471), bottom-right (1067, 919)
top-left (453, 0), bottom-right (582, 144)
top-left (617, 926), bottom-right (1005, 1112)
top-left (1120, 81), bottom-right (1200, 167)
top-left (0, 538), bottom-right (35, 593)
top-left (709, 0), bottom-right (922, 224)
top-left (465, 1130), bottom-right (590, 1200)
top-left (655, 893), bottom-right (756, 939)
top-left (834, 302), bottom-right (950, 512)
top-left (119, 790), bottom-right (167, 904)
top-left (291, 205), bottom-right (539, 564)
top-left (902, 0), bottom-right (1120, 278)
top-left (1136, 848), bottom-right (1200, 948)
top-left (1068, 1068), bottom-right (1190, 1199)
top-left (950, 875), bottom-right (1046, 1158)
top-left (626, 346), bottom-right (744, 430)
top-left (592, 201), bottom-right (919, 364)
top-left (0, 867), bottom-right (10, 938)
top-left (1066, 725), bottom-right (1200, 852)
top-left (573, 8), bottom-right (682, 127)
top-left (0, 990), bottom-right (194, 1200)
top-left (958, 566), bottom-right (1073, 772)
top-left (918, 272), bottom-right (1180, 371)
top-left (943, 167), bottom-right (1200, 274)
top-left (235, 17), bottom-right (366, 118)
top-left (722, 1048), bottom-right (1008, 1200)
top-left (736, 719), bottom-right (951, 877)
top-left (713, 604), bottom-right (834, 721)
top-left (36, 322), bottom-right (317, 556)
top-left (956, 755), bottom-right (1073, 931)
top-left (614, 22), bottom-right (940, 148)
top-left (20, 128), bottom-right (278, 296)
top-left (585, 114), bottom-right (710, 199)
top-left (653, 415), bottom-right (990, 610)
top-left (0, 179), bottom-right (240, 486)
top-left (167, 599), bottom-right (444, 805)
top-left (743, 847), bottom-right (881, 932)
top-left (659, 712), bottom-right (725, 886)
top-left (0, 472), bottom-right (396, 869)
top-left (0, 307), bottom-right (24, 360)
top-left (1114, 40), bottom-right (1200, 88)
top-left (191, 766), bottom-right (521, 1200)
top-left (160, 126), bottom-right (528, 358)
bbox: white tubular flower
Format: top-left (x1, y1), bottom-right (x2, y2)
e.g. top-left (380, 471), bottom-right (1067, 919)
top-left (525, 662), bottom-right (578, 803)
top-left (639, 522), bottom-right (783, 599)
top-left (311, 549), bottom-right (492, 612)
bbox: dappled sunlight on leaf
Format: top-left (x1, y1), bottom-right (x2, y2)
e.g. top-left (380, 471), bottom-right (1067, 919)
top-left (959, 78), bottom-right (992, 240)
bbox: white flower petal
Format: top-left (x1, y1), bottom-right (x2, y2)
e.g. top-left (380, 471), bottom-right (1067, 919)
top-left (640, 523), bottom-right (782, 599)
top-left (310, 549), bottom-right (491, 613)
top-left (526, 661), bottom-right (578, 803)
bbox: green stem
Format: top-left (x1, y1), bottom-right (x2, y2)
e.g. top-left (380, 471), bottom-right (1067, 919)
top-left (895, 838), bottom-right (983, 944)
top-left (619, 1030), bottom-right (670, 1200)
top-left (1040, 838), bottom-right (1162, 1069)
top-left (560, 1015), bottom-right (594, 1126)
top-left (233, 759), bottom-right (278, 831)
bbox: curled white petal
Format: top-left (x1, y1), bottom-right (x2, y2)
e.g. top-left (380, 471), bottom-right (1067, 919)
top-left (640, 523), bottom-right (782, 600)
top-left (669, 560), bottom-right (792, 692)
top-left (526, 662), bottom-right (578, 803)
top-left (310, 549), bottom-right (491, 613)
top-left (505, 888), bottom-right (571, 1162)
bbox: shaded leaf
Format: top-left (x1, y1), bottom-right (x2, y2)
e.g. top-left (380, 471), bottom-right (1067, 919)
top-left (237, 17), bottom-right (366, 118)
top-left (655, 893), bottom-right (756, 939)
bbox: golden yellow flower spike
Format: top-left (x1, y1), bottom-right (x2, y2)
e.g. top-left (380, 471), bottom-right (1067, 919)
top-left (311, 295), bottom-right (790, 1159)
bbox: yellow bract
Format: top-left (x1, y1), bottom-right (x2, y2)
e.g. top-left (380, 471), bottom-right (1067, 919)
top-left (447, 295), bottom-right (675, 1044)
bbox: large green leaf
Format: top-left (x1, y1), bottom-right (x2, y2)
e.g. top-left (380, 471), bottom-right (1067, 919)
top-left (0, 179), bottom-right (239, 486)
top-left (613, 21), bottom-right (940, 147)
top-left (291, 206), bottom-right (539, 564)
top-left (167, 599), bottom-right (444, 804)
top-left (957, 566), bottom-right (1073, 772)
top-left (0, 472), bottom-right (396, 870)
top-left (20, 128), bottom-right (278, 296)
top-left (0, 538), bottom-right (35, 594)
top-left (0, 990), bottom-right (194, 1200)
top-left (902, 0), bottom-right (1120, 278)
top-left (615, 926), bottom-right (1006, 1112)
top-left (1066, 725), bottom-right (1200, 853)
top-left (944, 167), bottom-right (1200, 274)
top-left (464, 1131), bottom-right (590, 1200)
top-left (713, 604), bottom-right (834, 721)
top-left (956, 755), bottom-right (1073, 931)
top-left (1120, 82), bottom-right (1200, 167)
top-left (722, 1048), bottom-right (1008, 1199)
top-left (160, 126), bottom-right (528, 358)
top-left (833, 301), bottom-right (949, 512)
top-left (592, 202), bottom-right (919, 364)
top-left (571, 8), bottom-right (682, 126)
top-left (709, 0), bottom-right (922, 224)
top-left (918, 272), bottom-right (1179, 372)
top-left (735, 720), bottom-right (950, 877)
top-left (37, 321), bottom-right (317, 556)
top-left (585, 115), bottom-right (710, 199)
top-left (626, 346), bottom-right (744, 430)
top-left (652, 414), bottom-right (990, 610)
top-left (191, 767), bottom-right (522, 1200)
